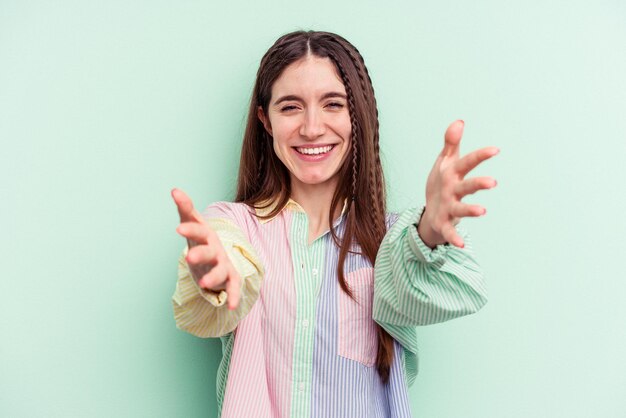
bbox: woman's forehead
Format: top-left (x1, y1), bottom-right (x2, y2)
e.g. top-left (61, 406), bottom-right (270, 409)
top-left (271, 55), bottom-right (346, 100)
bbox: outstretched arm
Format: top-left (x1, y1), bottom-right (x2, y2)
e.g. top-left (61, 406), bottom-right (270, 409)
top-left (373, 120), bottom-right (497, 385)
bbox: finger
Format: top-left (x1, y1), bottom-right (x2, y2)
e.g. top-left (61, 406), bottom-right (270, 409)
top-left (177, 222), bottom-right (210, 245)
top-left (455, 146), bottom-right (499, 178)
top-left (441, 222), bottom-right (464, 248)
top-left (454, 176), bottom-right (497, 198)
top-left (450, 202), bottom-right (486, 218)
top-left (186, 244), bottom-right (218, 266)
top-left (225, 271), bottom-right (241, 311)
top-left (171, 188), bottom-right (194, 222)
top-left (171, 188), bottom-right (205, 224)
top-left (199, 264), bottom-right (228, 290)
top-left (441, 120), bottom-right (465, 157)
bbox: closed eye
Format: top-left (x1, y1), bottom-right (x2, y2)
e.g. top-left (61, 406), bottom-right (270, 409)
top-left (280, 104), bottom-right (299, 112)
top-left (326, 101), bottom-right (345, 110)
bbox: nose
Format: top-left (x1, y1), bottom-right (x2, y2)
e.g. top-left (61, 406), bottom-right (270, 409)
top-left (299, 108), bottom-right (326, 140)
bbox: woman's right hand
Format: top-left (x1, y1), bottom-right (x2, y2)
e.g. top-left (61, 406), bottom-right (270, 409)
top-left (171, 188), bottom-right (241, 310)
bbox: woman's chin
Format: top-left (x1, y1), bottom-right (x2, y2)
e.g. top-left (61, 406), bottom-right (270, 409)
top-left (292, 173), bottom-right (339, 189)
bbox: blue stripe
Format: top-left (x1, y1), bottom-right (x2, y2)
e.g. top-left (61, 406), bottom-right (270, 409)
top-left (310, 221), bottom-right (413, 417)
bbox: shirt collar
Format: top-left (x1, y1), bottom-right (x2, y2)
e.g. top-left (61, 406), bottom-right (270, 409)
top-left (254, 197), bottom-right (349, 224)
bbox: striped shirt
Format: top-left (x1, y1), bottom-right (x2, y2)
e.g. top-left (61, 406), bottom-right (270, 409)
top-left (172, 199), bottom-right (488, 417)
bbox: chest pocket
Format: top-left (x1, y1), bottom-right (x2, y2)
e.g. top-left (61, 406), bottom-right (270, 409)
top-left (337, 267), bottom-right (378, 367)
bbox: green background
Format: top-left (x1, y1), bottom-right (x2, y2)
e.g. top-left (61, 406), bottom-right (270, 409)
top-left (2, 0), bottom-right (625, 417)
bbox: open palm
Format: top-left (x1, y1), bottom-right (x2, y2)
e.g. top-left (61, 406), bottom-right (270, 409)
top-left (418, 120), bottom-right (499, 248)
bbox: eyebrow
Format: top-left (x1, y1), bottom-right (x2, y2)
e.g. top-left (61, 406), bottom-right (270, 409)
top-left (273, 92), bottom-right (347, 106)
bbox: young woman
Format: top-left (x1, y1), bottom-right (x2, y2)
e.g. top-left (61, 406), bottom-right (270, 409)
top-left (171, 30), bottom-right (498, 418)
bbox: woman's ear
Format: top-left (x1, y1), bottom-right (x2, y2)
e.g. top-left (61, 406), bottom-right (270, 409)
top-left (257, 106), bottom-right (272, 136)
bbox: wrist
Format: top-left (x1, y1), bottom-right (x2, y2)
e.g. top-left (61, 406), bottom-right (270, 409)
top-left (416, 209), bottom-right (447, 249)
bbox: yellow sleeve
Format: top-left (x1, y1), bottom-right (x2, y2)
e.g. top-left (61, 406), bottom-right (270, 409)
top-left (171, 217), bottom-right (264, 338)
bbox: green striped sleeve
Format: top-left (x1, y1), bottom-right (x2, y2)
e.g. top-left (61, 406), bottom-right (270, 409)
top-left (373, 206), bottom-right (488, 386)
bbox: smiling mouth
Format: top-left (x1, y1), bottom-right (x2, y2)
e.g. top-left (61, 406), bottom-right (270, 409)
top-left (294, 145), bottom-right (335, 155)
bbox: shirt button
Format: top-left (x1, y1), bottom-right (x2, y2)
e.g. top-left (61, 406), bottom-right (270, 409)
top-left (298, 382), bottom-right (305, 391)
top-left (302, 319), bottom-right (309, 328)
top-left (312, 268), bottom-right (318, 276)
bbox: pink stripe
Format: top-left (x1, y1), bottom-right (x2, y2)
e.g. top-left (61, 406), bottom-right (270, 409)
top-left (219, 206), bottom-right (296, 417)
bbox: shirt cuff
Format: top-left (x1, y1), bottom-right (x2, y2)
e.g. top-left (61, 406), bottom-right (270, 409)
top-left (407, 206), bottom-right (453, 266)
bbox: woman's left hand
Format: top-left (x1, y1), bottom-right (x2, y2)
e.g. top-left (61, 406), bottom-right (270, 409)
top-left (418, 120), bottom-right (499, 249)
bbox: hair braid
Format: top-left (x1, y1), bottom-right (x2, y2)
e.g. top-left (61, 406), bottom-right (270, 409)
top-left (256, 132), bottom-right (267, 185)
top-left (354, 55), bottom-right (385, 237)
top-left (349, 95), bottom-right (359, 204)
top-left (351, 123), bottom-right (358, 202)
top-left (335, 41), bottom-right (385, 240)
top-left (326, 50), bottom-right (359, 202)
top-left (337, 45), bottom-right (370, 205)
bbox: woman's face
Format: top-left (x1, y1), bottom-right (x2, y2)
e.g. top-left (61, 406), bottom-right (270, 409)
top-left (259, 55), bottom-right (352, 194)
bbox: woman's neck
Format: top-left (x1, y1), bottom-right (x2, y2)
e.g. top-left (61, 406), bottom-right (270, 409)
top-left (290, 180), bottom-right (343, 244)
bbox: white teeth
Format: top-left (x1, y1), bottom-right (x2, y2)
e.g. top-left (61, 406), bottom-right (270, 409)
top-left (296, 145), bottom-right (333, 155)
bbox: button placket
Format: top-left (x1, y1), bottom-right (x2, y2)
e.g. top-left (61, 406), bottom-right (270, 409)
top-left (290, 212), bottom-right (326, 413)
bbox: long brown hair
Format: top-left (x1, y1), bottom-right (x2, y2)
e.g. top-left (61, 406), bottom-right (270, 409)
top-left (235, 30), bottom-right (395, 382)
